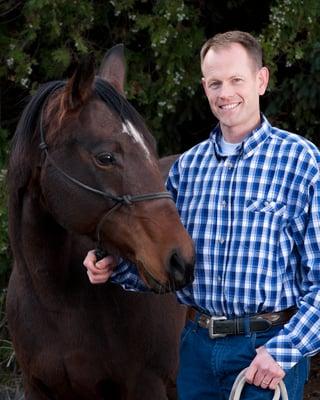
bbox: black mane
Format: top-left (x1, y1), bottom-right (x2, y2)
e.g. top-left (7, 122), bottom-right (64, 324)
top-left (11, 80), bottom-right (65, 162)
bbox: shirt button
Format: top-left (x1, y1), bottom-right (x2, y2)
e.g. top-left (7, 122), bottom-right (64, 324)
top-left (219, 238), bottom-right (225, 244)
top-left (217, 275), bottom-right (222, 282)
top-left (222, 200), bottom-right (227, 208)
top-left (226, 161), bottom-right (233, 169)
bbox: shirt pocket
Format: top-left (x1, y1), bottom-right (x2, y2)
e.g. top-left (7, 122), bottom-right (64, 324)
top-left (245, 199), bottom-right (287, 216)
top-left (242, 199), bottom-right (287, 259)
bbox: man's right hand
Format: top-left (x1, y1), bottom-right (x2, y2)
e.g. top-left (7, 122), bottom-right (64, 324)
top-left (83, 250), bottom-right (117, 284)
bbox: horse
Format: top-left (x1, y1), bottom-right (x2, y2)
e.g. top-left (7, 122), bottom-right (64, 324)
top-left (6, 44), bottom-right (195, 400)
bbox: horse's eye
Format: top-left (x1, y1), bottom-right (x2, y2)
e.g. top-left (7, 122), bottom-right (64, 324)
top-left (95, 152), bottom-right (115, 165)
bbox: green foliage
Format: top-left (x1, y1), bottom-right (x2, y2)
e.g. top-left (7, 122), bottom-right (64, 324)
top-left (111, 0), bottom-right (204, 150)
top-left (3, 0), bottom-right (95, 86)
top-left (260, 0), bottom-right (320, 141)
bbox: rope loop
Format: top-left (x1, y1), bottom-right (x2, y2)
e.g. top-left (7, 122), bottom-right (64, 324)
top-left (229, 368), bottom-right (288, 400)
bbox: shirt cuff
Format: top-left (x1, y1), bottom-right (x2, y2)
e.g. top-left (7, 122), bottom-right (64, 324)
top-left (264, 330), bottom-right (304, 371)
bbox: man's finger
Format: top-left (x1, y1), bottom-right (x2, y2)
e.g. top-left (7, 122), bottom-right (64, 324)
top-left (260, 375), bottom-right (272, 389)
top-left (87, 270), bottom-right (112, 284)
top-left (245, 364), bottom-right (257, 385)
top-left (269, 377), bottom-right (283, 390)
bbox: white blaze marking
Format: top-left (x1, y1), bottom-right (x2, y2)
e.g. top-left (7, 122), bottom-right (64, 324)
top-left (122, 120), bottom-right (151, 160)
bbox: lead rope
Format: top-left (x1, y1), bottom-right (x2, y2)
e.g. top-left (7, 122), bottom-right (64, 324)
top-left (229, 368), bottom-right (288, 400)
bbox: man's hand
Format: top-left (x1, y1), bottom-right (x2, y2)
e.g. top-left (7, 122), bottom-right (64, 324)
top-left (83, 250), bottom-right (117, 284)
top-left (245, 346), bottom-right (285, 390)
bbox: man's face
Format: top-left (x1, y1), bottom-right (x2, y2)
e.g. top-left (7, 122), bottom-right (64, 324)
top-left (201, 43), bottom-right (269, 142)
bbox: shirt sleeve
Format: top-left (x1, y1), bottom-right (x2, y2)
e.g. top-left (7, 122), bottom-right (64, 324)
top-left (166, 157), bottom-right (180, 201)
top-left (265, 176), bottom-right (320, 371)
top-left (110, 258), bottom-right (149, 291)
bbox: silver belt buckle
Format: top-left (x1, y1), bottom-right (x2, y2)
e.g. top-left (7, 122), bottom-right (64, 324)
top-left (209, 315), bottom-right (228, 339)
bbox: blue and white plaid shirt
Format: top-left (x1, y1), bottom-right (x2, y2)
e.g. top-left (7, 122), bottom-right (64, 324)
top-left (112, 115), bottom-right (320, 371)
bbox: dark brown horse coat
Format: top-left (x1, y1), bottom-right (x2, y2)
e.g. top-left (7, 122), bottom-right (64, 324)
top-left (6, 46), bottom-right (194, 399)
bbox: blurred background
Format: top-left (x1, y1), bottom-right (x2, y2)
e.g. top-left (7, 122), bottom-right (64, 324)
top-left (0, 0), bottom-right (319, 398)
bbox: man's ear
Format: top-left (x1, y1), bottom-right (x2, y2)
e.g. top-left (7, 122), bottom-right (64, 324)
top-left (201, 77), bottom-right (208, 95)
top-left (257, 66), bottom-right (269, 96)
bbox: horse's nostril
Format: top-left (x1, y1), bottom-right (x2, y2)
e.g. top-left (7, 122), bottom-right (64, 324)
top-left (169, 252), bottom-right (194, 288)
top-left (170, 253), bottom-right (185, 281)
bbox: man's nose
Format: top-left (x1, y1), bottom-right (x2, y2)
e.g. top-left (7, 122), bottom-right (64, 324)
top-left (219, 82), bottom-right (234, 98)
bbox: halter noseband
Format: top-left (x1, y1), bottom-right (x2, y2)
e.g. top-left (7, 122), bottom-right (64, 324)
top-left (39, 98), bottom-right (174, 252)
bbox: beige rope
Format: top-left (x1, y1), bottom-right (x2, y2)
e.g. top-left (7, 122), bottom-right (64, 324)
top-left (229, 368), bottom-right (288, 400)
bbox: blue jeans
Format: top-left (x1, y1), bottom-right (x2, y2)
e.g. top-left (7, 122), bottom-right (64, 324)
top-left (177, 321), bottom-right (309, 400)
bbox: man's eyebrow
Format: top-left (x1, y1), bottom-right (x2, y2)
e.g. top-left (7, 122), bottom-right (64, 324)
top-left (207, 78), bottom-right (221, 83)
top-left (207, 74), bottom-right (245, 82)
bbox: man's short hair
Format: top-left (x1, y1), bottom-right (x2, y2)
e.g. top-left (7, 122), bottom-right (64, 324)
top-left (200, 31), bottom-right (263, 70)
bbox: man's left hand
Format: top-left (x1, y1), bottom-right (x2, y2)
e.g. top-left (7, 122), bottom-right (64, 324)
top-left (245, 346), bottom-right (285, 390)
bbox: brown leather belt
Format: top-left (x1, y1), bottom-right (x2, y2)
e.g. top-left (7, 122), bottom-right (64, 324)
top-left (187, 307), bottom-right (297, 339)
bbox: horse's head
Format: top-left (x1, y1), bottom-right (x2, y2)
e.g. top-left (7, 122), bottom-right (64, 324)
top-left (13, 45), bottom-right (194, 292)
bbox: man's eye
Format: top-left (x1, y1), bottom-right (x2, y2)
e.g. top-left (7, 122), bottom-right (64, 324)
top-left (95, 152), bottom-right (115, 165)
top-left (209, 82), bottom-right (220, 88)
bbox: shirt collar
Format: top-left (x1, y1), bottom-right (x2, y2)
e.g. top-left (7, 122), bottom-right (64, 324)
top-left (210, 114), bottom-right (272, 159)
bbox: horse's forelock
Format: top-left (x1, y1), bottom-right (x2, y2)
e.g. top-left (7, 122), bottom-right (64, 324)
top-left (94, 78), bottom-right (158, 155)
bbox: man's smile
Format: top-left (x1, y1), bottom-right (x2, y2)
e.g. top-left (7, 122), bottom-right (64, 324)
top-left (219, 102), bottom-right (241, 110)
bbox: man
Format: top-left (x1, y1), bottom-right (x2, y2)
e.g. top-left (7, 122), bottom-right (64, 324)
top-left (84, 31), bottom-right (320, 399)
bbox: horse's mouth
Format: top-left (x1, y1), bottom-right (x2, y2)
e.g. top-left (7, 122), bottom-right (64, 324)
top-left (104, 250), bottom-right (183, 294)
top-left (133, 257), bottom-right (194, 294)
top-left (137, 263), bottom-right (172, 294)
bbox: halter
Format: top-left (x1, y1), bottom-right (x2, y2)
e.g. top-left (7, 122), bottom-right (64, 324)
top-left (38, 95), bottom-right (174, 253)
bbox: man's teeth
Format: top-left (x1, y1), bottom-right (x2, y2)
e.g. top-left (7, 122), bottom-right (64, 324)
top-left (220, 103), bottom-right (239, 110)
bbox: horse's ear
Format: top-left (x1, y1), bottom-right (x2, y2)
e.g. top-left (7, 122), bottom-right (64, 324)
top-left (98, 44), bottom-right (126, 95)
top-left (64, 54), bottom-right (95, 110)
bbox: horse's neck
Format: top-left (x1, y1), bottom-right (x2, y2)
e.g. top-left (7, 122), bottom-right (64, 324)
top-left (11, 191), bottom-right (93, 310)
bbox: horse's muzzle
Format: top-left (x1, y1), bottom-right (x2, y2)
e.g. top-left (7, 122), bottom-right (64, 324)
top-left (142, 251), bottom-right (194, 294)
top-left (167, 251), bottom-right (194, 290)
